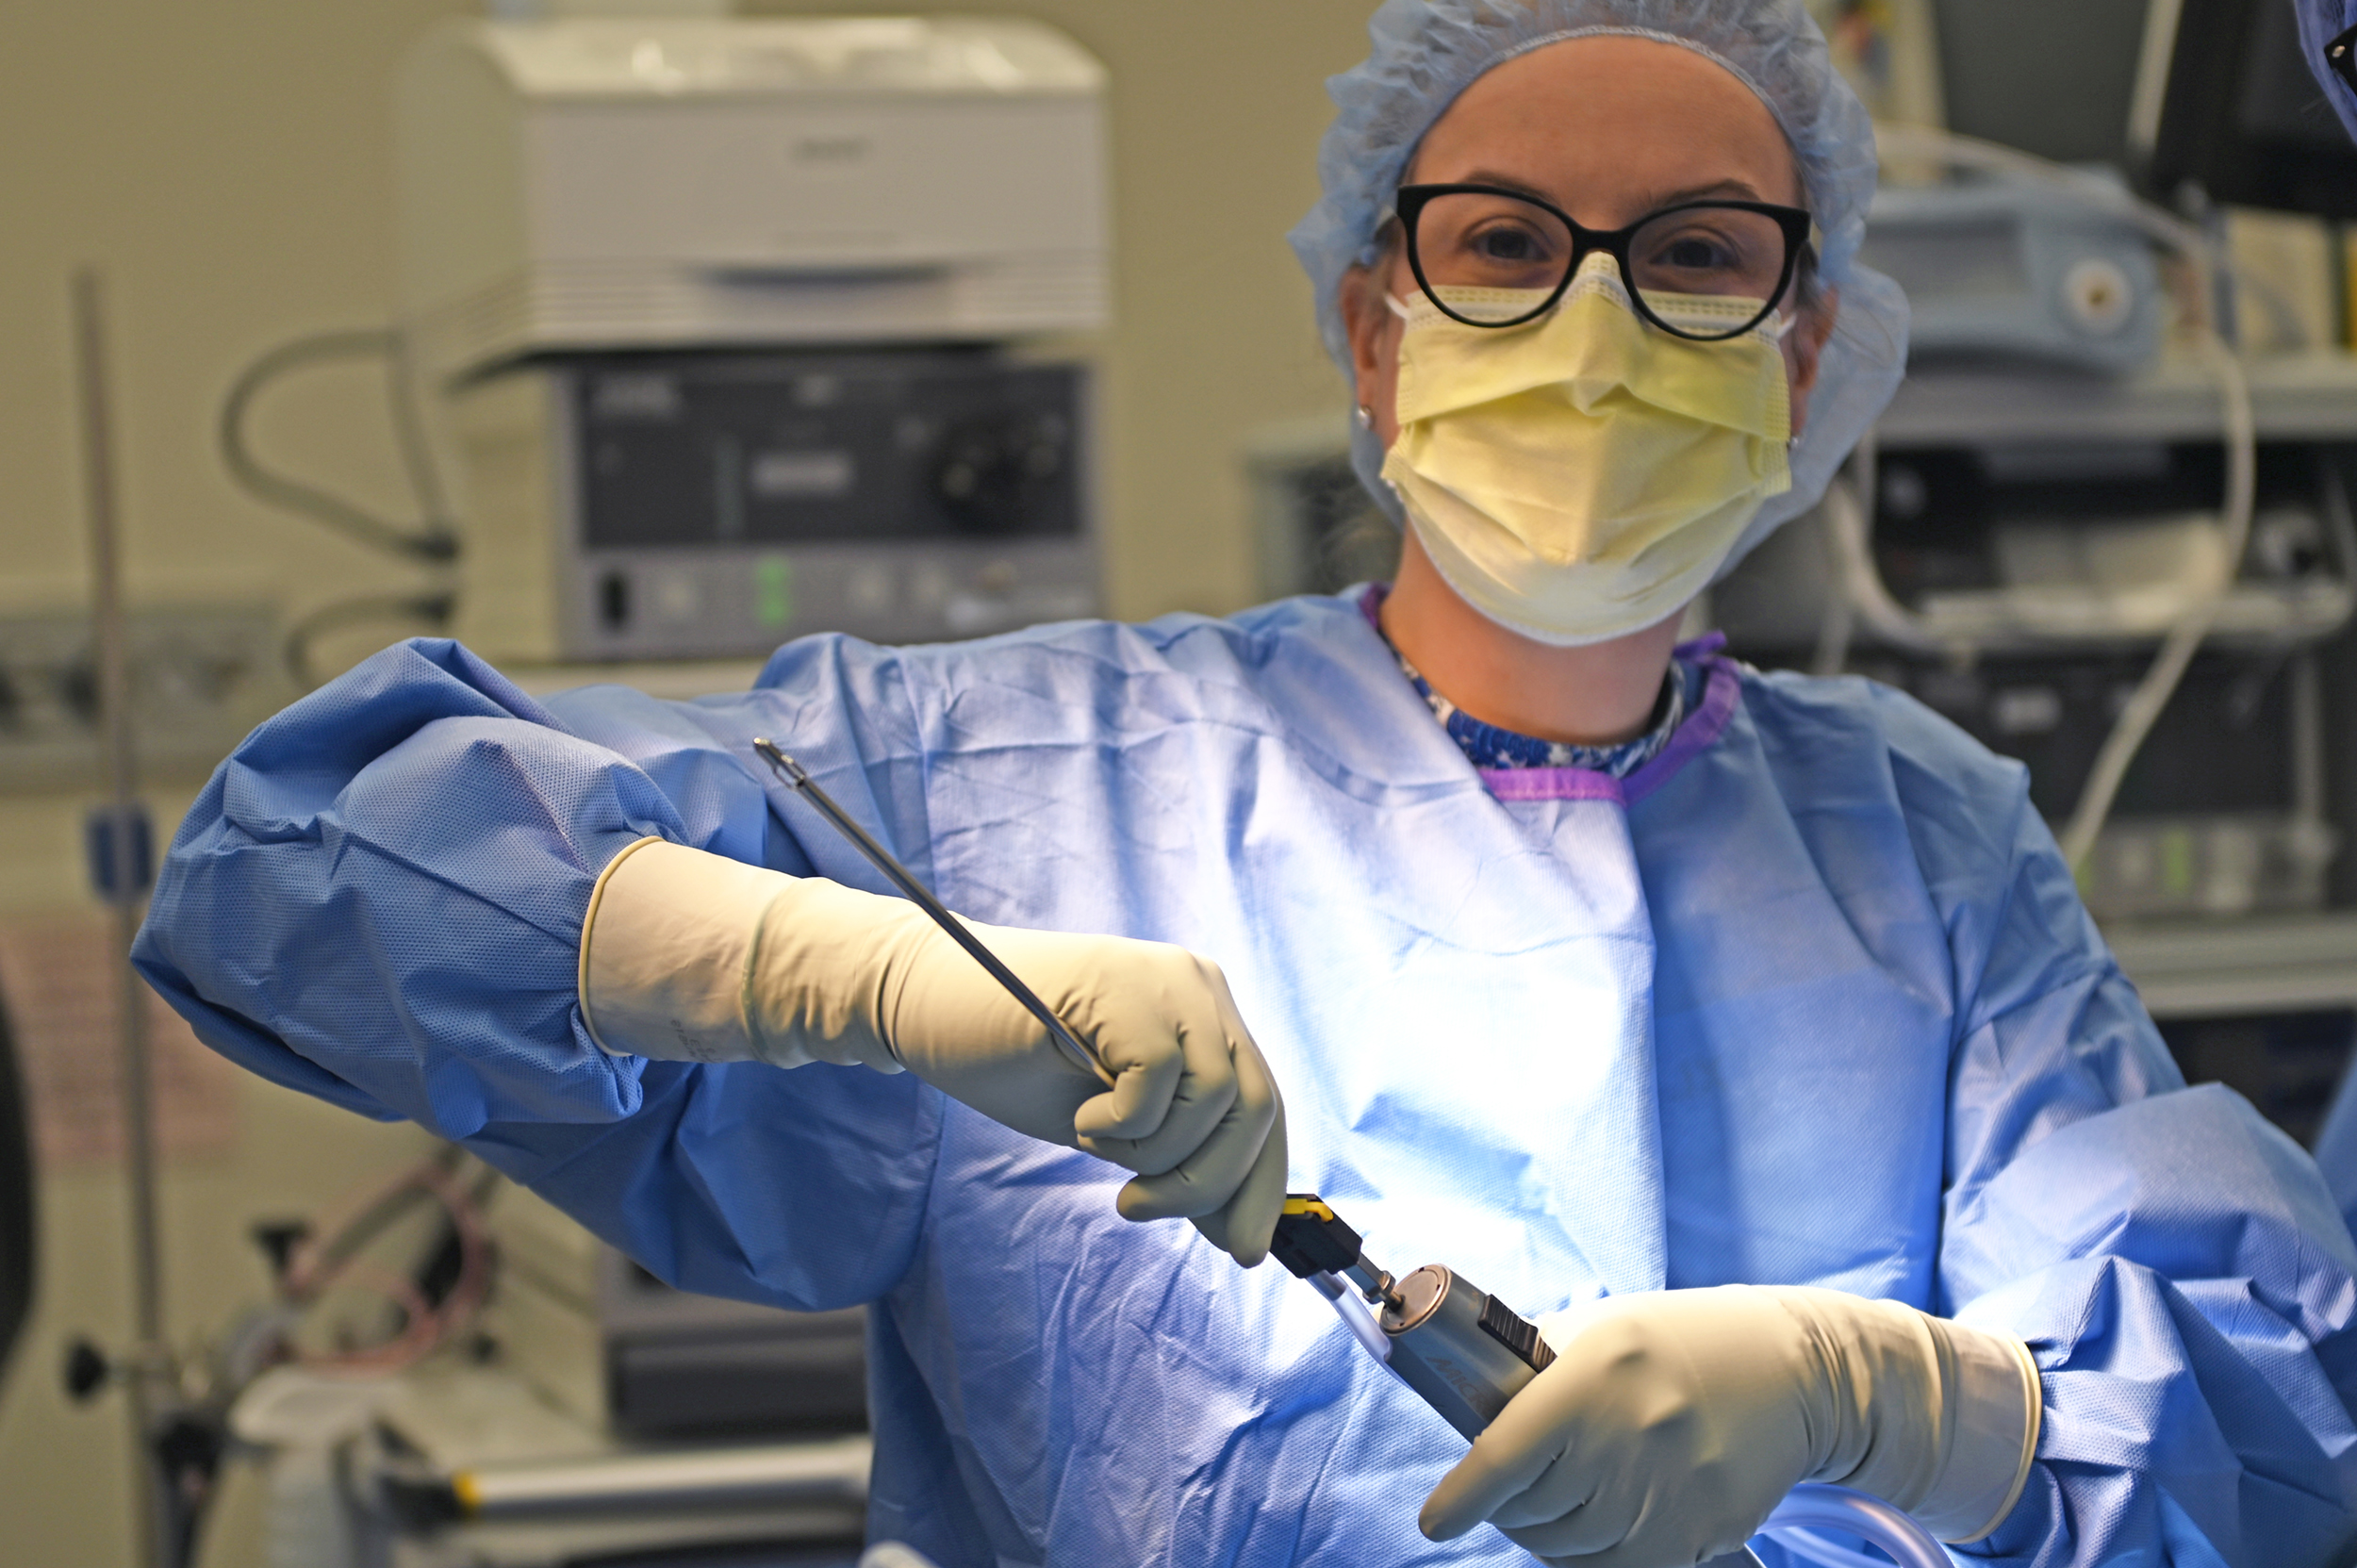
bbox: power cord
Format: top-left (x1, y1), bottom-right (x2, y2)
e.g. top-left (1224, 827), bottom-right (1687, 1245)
top-left (1836, 126), bottom-right (2264, 874)
top-left (281, 592), bottom-right (455, 693)
top-left (2056, 335), bottom-right (2256, 870)
top-left (221, 327), bottom-right (467, 687)
top-left (218, 329), bottom-right (460, 565)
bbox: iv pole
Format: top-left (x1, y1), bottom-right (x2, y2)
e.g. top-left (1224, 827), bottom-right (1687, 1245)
top-left (72, 267), bottom-right (169, 1568)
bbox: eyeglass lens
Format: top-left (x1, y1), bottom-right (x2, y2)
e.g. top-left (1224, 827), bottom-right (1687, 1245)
top-left (1410, 191), bottom-right (1790, 335)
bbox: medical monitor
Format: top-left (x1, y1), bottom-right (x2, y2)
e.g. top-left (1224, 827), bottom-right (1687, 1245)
top-left (2134, 0), bottom-right (2357, 218)
top-left (1933, 0), bottom-right (2152, 168)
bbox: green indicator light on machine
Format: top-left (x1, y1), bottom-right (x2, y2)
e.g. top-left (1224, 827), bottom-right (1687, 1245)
top-left (2159, 827), bottom-right (2195, 900)
top-left (755, 555), bottom-right (793, 629)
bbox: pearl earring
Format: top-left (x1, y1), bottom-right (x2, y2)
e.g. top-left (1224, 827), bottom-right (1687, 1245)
top-left (1355, 404), bottom-right (1374, 430)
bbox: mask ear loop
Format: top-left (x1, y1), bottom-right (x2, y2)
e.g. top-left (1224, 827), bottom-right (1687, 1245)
top-left (1756, 307), bottom-right (1802, 452)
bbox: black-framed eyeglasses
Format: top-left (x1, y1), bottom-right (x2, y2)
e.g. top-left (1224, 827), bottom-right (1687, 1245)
top-left (2328, 21), bottom-right (2357, 96)
top-left (1396, 183), bottom-right (1814, 340)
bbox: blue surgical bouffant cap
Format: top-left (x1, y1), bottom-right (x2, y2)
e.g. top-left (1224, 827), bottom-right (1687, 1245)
top-left (1290, 0), bottom-right (1912, 575)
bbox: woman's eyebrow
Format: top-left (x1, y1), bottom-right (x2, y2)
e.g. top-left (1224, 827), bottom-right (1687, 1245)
top-left (1438, 171), bottom-right (1775, 212)
top-left (1450, 169), bottom-right (1561, 203)
top-left (1636, 177), bottom-right (1771, 207)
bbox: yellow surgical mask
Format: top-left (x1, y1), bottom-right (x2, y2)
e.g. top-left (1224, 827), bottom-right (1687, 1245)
top-left (1380, 254), bottom-right (1793, 647)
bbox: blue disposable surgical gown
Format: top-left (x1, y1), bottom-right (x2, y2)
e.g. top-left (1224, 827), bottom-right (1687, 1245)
top-left (134, 591), bottom-right (2357, 1567)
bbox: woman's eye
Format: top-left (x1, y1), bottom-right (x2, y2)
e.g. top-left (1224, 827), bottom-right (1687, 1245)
top-left (1657, 235), bottom-right (1735, 271)
top-left (1471, 225), bottom-right (1548, 262)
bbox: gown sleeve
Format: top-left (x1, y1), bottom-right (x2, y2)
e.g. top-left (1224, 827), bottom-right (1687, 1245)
top-left (131, 635), bottom-right (941, 1311)
top-left (1889, 689), bottom-right (2357, 1566)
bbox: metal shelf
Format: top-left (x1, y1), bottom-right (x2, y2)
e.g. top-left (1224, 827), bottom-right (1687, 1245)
top-left (2106, 911), bottom-right (2357, 1019)
top-left (1879, 351), bottom-right (2357, 448)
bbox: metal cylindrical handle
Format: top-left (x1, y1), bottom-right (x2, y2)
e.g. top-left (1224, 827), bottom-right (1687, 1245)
top-left (1377, 1266), bottom-right (1547, 1440)
top-left (1300, 1221), bottom-right (1942, 1568)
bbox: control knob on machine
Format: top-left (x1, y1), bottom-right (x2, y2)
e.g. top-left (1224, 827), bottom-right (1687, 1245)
top-left (930, 413), bottom-right (1069, 536)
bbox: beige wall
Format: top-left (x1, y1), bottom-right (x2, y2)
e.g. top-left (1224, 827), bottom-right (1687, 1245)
top-left (0, 2), bottom-right (1374, 1563)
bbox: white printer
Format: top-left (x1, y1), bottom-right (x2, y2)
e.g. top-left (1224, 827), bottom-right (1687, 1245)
top-left (394, 17), bottom-right (1109, 663)
top-left (396, 15), bottom-right (1108, 382)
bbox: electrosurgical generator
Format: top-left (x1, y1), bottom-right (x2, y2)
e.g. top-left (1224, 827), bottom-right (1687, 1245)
top-left (395, 17), bottom-right (1109, 664)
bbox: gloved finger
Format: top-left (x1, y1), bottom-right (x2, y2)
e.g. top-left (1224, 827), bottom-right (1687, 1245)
top-left (1418, 1379), bottom-right (1580, 1540)
top-left (1512, 1523), bottom-right (1760, 1568)
top-left (1114, 1016), bottom-right (1277, 1221)
top-left (1491, 1492), bottom-right (1632, 1557)
top-left (1075, 992), bottom-right (1240, 1165)
top-left (1190, 1084), bottom-right (1288, 1266)
top-left (1500, 1467), bottom-right (1769, 1565)
top-left (1080, 957), bottom-right (1253, 1165)
top-left (1485, 1444), bottom-right (1626, 1535)
top-left (1200, 966), bottom-right (1285, 1195)
top-left (1067, 1017), bottom-right (1186, 1144)
top-left (1115, 1067), bottom-right (1272, 1219)
top-left (1079, 1063), bottom-right (1238, 1175)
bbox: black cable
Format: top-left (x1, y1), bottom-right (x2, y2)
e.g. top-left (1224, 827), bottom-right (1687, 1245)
top-left (218, 329), bottom-right (460, 564)
top-left (283, 592), bottom-right (455, 692)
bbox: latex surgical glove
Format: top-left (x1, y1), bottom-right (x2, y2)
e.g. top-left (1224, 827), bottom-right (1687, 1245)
top-left (577, 837), bottom-right (1288, 1266)
top-left (1420, 1285), bottom-right (2040, 1568)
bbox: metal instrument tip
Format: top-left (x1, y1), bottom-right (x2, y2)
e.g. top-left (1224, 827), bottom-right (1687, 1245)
top-left (750, 738), bottom-right (810, 787)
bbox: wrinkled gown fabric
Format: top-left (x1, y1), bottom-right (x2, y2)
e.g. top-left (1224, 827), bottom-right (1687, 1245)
top-left (134, 592), bottom-right (2357, 1567)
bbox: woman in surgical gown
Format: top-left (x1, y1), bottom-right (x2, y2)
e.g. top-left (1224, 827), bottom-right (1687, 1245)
top-left (137, 3), bottom-right (2357, 1564)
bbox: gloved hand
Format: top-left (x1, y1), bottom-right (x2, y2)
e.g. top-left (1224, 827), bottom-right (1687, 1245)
top-left (578, 837), bottom-right (1288, 1265)
top-left (1420, 1285), bottom-right (2040, 1568)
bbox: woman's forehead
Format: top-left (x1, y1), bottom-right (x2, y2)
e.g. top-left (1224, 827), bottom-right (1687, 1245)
top-left (1408, 34), bottom-right (1804, 216)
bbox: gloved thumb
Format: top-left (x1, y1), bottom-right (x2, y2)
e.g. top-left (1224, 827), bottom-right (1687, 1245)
top-left (1418, 1406), bottom-right (1561, 1541)
top-left (1181, 1098), bottom-right (1288, 1266)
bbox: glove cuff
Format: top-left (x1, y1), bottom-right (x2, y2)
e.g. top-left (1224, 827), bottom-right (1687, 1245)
top-left (1920, 1323), bottom-right (2040, 1543)
top-left (579, 837), bottom-right (902, 1072)
top-left (1762, 1286), bottom-right (2039, 1546)
top-left (581, 837), bottom-right (777, 1064)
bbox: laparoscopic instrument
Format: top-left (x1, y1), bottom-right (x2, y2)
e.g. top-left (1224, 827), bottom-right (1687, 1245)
top-left (751, 738), bottom-right (1112, 1087)
top-left (1266, 1198), bottom-right (1949, 1568)
top-left (750, 739), bottom-right (1947, 1568)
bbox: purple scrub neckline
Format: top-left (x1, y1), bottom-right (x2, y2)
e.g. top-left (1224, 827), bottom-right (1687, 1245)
top-left (1355, 584), bottom-right (1739, 805)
